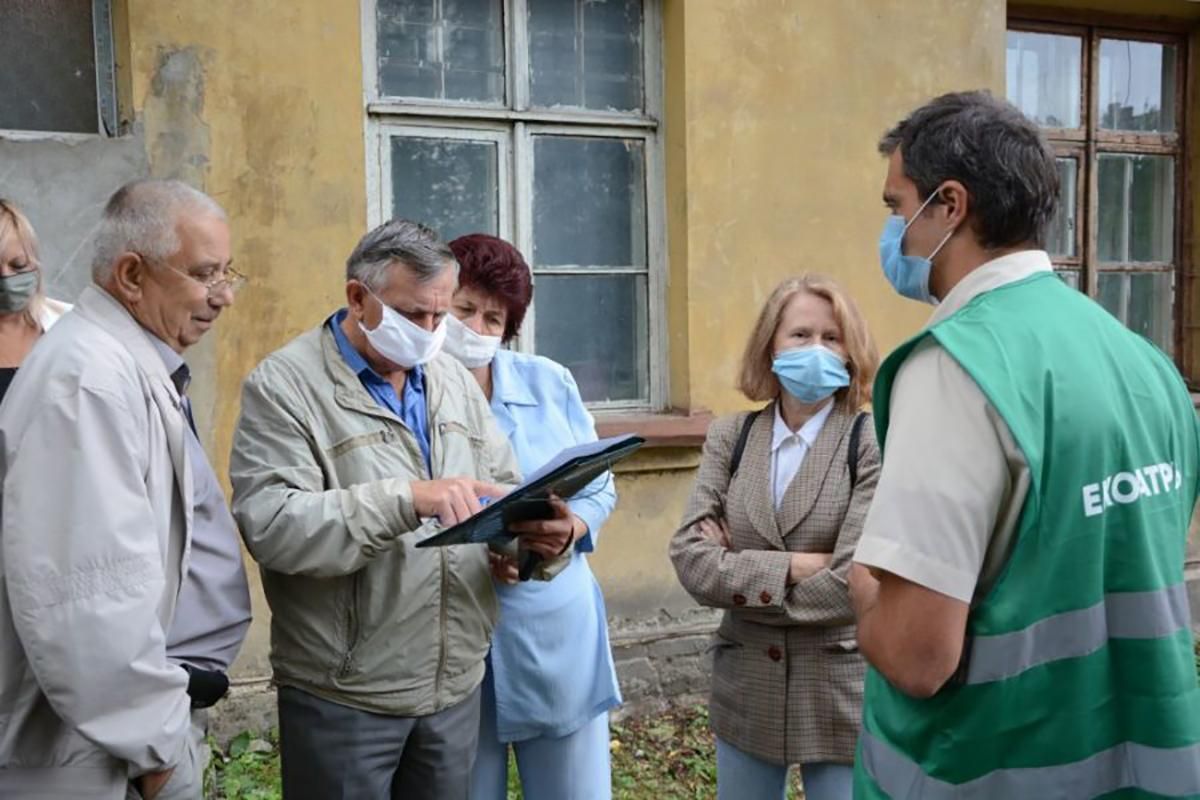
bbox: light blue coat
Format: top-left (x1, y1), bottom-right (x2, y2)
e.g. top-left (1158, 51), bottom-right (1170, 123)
top-left (487, 349), bottom-right (621, 741)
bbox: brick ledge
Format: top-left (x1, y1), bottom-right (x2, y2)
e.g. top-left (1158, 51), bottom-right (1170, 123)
top-left (595, 408), bottom-right (714, 448)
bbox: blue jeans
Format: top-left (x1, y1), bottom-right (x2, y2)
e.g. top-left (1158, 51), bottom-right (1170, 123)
top-left (716, 738), bottom-right (852, 800)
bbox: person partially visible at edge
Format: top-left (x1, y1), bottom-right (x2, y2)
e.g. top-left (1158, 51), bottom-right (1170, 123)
top-left (443, 233), bottom-right (621, 800)
top-left (0, 180), bottom-right (252, 800)
top-left (849, 90), bottom-right (1200, 799)
top-left (0, 199), bottom-right (72, 403)
top-left (229, 219), bottom-right (572, 800)
top-left (669, 275), bottom-right (881, 800)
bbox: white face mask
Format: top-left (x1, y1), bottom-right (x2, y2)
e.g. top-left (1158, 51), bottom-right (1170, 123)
top-left (443, 313), bottom-right (502, 369)
top-left (358, 292), bottom-right (447, 368)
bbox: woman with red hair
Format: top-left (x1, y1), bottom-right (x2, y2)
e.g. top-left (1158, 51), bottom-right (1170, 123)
top-left (446, 233), bottom-right (619, 800)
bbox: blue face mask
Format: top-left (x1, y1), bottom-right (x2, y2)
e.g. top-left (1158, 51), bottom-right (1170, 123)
top-left (879, 188), bottom-right (956, 305)
top-left (772, 345), bottom-right (850, 404)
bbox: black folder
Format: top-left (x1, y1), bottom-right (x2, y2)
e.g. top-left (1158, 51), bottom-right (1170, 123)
top-left (415, 435), bottom-right (644, 561)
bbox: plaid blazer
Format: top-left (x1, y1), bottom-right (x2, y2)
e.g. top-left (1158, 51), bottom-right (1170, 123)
top-left (669, 401), bottom-right (880, 765)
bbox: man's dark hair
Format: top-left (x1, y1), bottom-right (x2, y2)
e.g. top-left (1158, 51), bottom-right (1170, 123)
top-left (879, 90), bottom-right (1059, 250)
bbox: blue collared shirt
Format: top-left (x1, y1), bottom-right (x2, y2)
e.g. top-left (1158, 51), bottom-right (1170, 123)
top-left (328, 309), bottom-right (431, 473)
top-left (484, 349), bottom-right (620, 741)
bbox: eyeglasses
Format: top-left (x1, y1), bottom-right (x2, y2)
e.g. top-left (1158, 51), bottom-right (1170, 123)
top-left (185, 266), bottom-right (248, 297)
top-left (136, 251), bottom-right (248, 297)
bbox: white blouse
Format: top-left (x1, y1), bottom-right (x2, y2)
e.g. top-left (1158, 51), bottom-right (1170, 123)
top-left (770, 400), bottom-right (834, 508)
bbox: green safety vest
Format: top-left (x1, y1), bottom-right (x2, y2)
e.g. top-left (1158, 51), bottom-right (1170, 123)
top-left (855, 272), bottom-right (1200, 799)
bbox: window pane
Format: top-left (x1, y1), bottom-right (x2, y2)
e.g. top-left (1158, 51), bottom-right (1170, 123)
top-left (1047, 158), bottom-right (1077, 258)
top-left (1056, 269), bottom-right (1080, 289)
top-left (377, 0), bottom-right (504, 102)
top-left (1129, 272), bottom-right (1173, 352)
top-left (0, 0), bottom-right (99, 133)
top-left (390, 136), bottom-right (498, 241)
top-left (1099, 39), bottom-right (1177, 133)
top-left (1097, 271), bottom-right (1124, 321)
top-left (1005, 30), bottom-right (1082, 128)
top-left (534, 274), bottom-right (648, 403)
top-left (1097, 271), bottom-right (1173, 352)
top-left (1097, 154), bottom-right (1174, 263)
top-left (528, 0), bottom-right (644, 111)
top-left (533, 136), bottom-right (646, 267)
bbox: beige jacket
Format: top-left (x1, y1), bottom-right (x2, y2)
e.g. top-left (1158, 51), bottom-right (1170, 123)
top-left (230, 324), bottom-right (523, 716)
top-left (670, 402), bottom-right (880, 765)
top-left (0, 287), bottom-right (194, 798)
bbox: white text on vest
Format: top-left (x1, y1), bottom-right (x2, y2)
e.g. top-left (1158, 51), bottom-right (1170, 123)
top-left (1082, 463), bottom-right (1183, 518)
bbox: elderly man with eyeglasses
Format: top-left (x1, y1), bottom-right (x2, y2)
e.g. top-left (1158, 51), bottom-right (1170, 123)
top-left (0, 179), bottom-right (251, 800)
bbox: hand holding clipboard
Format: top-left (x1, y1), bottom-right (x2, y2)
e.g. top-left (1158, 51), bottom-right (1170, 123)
top-left (417, 434), bottom-right (645, 579)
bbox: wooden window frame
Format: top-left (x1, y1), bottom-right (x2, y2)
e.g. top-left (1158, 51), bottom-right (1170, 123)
top-left (362, 0), bottom-right (667, 412)
top-left (1009, 8), bottom-right (1191, 364)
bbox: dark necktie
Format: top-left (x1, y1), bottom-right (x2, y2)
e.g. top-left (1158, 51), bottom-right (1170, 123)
top-left (171, 365), bottom-right (197, 435)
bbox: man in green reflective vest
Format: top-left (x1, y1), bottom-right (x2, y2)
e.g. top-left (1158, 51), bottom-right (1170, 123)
top-left (849, 90), bottom-right (1200, 798)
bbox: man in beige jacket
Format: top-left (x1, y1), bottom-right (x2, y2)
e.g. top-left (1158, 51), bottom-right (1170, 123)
top-left (0, 180), bottom-right (251, 800)
top-left (230, 219), bottom-right (571, 800)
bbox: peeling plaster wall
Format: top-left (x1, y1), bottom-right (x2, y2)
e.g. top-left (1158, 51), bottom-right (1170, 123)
top-left (1, 1), bottom-right (367, 684)
top-left (144, 47), bottom-right (212, 187)
top-left (124, 1), bottom-right (368, 680)
top-left (0, 135), bottom-right (147, 302)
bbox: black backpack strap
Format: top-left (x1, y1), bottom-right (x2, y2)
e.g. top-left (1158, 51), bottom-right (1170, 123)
top-left (729, 409), bottom-right (762, 478)
top-left (847, 411), bottom-right (869, 489)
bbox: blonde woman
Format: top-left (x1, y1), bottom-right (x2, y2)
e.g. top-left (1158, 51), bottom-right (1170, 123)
top-left (0, 200), bottom-right (70, 402)
top-left (669, 275), bottom-right (881, 800)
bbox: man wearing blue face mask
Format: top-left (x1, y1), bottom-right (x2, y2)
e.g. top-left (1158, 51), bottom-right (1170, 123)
top-left (230, 219), bottom-right (572, 800)
top-left (849, 91), bottom-right (1200, 799)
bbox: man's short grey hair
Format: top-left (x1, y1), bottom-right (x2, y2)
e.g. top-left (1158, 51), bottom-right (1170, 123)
top-left (346, 219), bottom-right (456, 291)
top-left (91, 179), bottom-right (227, 283)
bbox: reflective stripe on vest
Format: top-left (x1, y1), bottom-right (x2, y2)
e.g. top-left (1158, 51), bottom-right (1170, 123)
top-left (860, 727), bottom-right (1200, 798)
top-left (965, 582), bottom-right (1190, 685)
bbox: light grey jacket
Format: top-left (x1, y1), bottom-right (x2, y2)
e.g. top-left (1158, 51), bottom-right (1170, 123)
top-left (230, 324), bottom-right (524, 716)
top-left (0, 286), bottom-right (194, 798)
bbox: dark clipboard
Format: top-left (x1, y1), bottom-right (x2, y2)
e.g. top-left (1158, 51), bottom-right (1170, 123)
top-left (415, 435), bottom-right (644, 569)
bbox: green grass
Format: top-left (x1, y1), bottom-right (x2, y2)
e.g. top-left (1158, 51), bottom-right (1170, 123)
top-left (603, 705), bottom-right (803, 800)
top-left (206, 641), bottom-right (1200, 798)
top-left (608, 705), bottom-right (723, 800)
top-left (206, 729), bottom-right (281, 800)
top-left (205, 705), bottom-right (805, 799)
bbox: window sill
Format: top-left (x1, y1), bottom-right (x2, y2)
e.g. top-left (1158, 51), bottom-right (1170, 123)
top-left (0, 129), bottom-right (107, 143)
top-left (594, 408), bottom-right (714, 448)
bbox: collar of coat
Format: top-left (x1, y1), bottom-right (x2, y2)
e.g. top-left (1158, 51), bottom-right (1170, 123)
top-left (74, 285), bottom-right (186, 406)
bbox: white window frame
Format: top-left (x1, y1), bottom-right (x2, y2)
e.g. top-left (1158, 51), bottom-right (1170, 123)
top-left (375, 122), bottom-right (514, 243)
top-left (362, 0), bottom-right (667, 412)
top-left (0, 0), bottom-right (118, 140)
